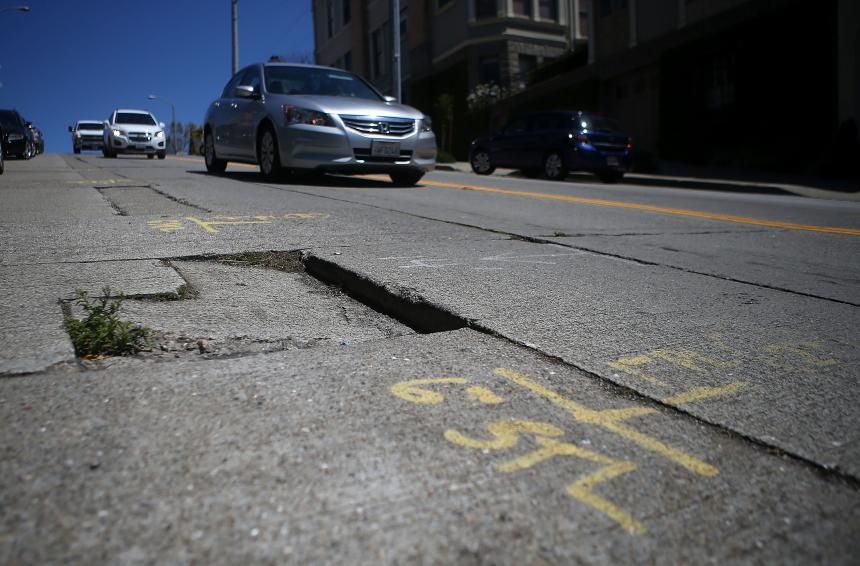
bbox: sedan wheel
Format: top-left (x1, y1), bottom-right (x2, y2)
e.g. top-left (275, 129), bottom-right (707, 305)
top-left (258, 129), bottom-right (282, 179)
top-left (204, 130), bottom-right (227, 173)
top-left (543, 151), bottom-right (567, 181)
top-left (470, 150), bottom-right (495, 175)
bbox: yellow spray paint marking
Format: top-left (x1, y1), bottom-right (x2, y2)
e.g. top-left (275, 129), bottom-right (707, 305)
top-left (421, 180), bottom-right (860, 236)
top-left (390, 378), bottom-right (504, 405)
top-left (185, 215), bottom-right (274, 234)
top-left (146, 219), bottom-right (184, 233)
top-left (466, 386), bottom-right (505, 404)
top-left (763, 341), bottom-right (839, 368)
top-left (283, 212), bottom-right (331, 220)
top-left (661, 382), bottom-right (747, 405)
top-left (391, 378), bottom-right (469, 405)
top-left (446, 420), bottom-right (645, 534)
top-left (607, 356), bottom-right (669, 387)
top-left (493, 368), bottom-right (718, 476)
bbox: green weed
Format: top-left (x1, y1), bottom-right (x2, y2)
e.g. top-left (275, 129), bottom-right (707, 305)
top-left (63, 287), bottom-right (149, 358)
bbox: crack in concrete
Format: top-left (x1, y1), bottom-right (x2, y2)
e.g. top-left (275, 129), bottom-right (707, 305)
top-left (253, 182), bottom-right (855, 307)
top-left (94, 187), bottom-right (129, 216)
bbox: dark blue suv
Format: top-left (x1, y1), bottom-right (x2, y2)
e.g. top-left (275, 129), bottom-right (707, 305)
top-left (469, 111), bottom-right (632, 183)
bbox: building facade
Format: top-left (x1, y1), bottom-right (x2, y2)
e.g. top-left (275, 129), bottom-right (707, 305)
top-left (313, 0), bottom-right (589, 154)
top-left (496, 0), bottom-right (859, 173)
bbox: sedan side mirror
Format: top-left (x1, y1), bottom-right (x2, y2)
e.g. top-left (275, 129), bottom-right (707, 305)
top-left (235, 85), bottom-right (260, 99)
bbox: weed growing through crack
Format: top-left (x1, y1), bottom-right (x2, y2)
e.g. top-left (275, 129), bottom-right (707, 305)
top-left (146, 284), bottom-right (199, 301)
top-left (63, 287), bottom-right (150, 358)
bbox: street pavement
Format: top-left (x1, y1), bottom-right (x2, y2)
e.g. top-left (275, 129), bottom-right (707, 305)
top-left (1, 153), bottom-right (858, 564)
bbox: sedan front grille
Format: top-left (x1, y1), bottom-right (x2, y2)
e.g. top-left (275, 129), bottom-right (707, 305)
top-left (340, 115), bottom-right (415, 136)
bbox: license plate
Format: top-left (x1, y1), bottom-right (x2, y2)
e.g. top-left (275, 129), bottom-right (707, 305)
top-left (606, 156), bottom-right (620, 167)
top-left (371, 141), bottom-right (400, 157)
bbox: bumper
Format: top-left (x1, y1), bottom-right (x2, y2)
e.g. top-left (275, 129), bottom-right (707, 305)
top-left (3, 137), bottom-right (27, 156)
top-left (76, 137), bottom-right (104, 150)
top-left (276, 121), bottom-right (436, 175)
top-left (109, 135), bottom-right (166, 154)
top-left (566, 146), bottom-right (632, 172)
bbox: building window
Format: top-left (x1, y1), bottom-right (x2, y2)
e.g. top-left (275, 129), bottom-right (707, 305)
top-left (344, 51), bottom-right (352, 71)
top-left (479, 55), bottom-right (500, 84)
top-left (326, 1), bottom-right (334, 38)
top-left (517, 54), bottom-right (537, 88)
top-left (342, 0), bottom-right (350, 24)
top-left (371, 26), bottom-right (387, 79)
top-left (513, 0), bottom-right (531, 17)
top-left (538, 0), bottom-right (557, 20)
top-left (600, 0), bottom-right (627, 17)
top-left (475, 0), bottom-right (497, 19)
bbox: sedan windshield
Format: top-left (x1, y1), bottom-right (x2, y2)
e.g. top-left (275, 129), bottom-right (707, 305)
top-left (78, 122), bottom-right (104, 131)
top-left (264, 66), bottom-right (381, 101)
top-left (115, 113), bottom-right (156, 125)
top-left (0, 110), bottom-right (19, 129)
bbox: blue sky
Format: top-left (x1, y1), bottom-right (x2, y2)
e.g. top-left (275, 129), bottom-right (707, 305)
top-left (0, 0), bottom-right (315, 153)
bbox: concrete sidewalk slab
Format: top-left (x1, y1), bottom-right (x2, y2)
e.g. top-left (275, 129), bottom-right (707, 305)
top-left (1, 330), bottom-right (857, 564)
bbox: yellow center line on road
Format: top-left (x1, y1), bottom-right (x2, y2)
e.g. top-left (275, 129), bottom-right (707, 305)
top-left (168, 156), bottom-right (858, 235)
top-left (421, 179), bottom-right (860, 236)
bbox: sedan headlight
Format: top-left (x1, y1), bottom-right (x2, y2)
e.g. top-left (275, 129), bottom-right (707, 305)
top-left (112, 129), bottom-right (123, 137)
top-left (420, 116), bottom-right (433, 132)
top-left (282, 105), bottom-right (333, 127)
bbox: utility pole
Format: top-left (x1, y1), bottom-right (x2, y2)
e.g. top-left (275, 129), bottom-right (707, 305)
top-left (231, 0), bottom-right (239, 75)
top-left (391, 0), bottom-right (401, 102)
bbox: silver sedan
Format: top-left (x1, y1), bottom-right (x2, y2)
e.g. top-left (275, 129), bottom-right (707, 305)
top-left (203, 62), bottom-right (437, 186)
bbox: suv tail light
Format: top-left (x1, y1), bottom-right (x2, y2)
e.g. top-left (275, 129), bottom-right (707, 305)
top-left (626, 137), bottom-right (633, 150)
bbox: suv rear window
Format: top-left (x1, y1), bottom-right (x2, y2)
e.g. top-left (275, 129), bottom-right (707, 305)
top-left (264, 65), bottom-right (381, 100)
top-left (115, 113), bottom-right (156, 125)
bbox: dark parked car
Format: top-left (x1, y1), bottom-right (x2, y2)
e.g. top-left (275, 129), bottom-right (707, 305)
top-left (469, 111), bottom-right (632, 183)
top-left (0, 125), bottom-right (4, 174)
top-left (0, 109), bottom-right (36, 159)
top-left (28, 124), bottom-right (44, 154)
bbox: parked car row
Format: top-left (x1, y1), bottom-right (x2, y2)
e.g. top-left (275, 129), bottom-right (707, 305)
top-left (58, 61), bottom-right (630, 186)
top-left (70, 109), bottom-right (168, 159)
top-left (0, 108), bottom-right (44, 164)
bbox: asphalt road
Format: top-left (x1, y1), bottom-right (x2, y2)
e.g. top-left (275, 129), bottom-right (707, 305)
top-left (1, 153), bottom-right (858, 564)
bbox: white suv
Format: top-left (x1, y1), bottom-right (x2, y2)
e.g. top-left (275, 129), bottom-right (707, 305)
top-left (103, 109), bottom-right (167, 159)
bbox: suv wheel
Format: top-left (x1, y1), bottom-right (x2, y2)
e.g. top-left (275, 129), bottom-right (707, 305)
top-left (157, 151), bottom-right (166, 160)
top-left (389, 169), bottom-right (425, 187)
top-left (470, 149), bottom-right (495, 175)
top-left (258, 127), bottom-right (282, 180)
top-left (73, 145), bottom-right (81, 154)
top-left (204, 129), bottom-right (227, 173)
top-left (543, 151), bottom-right (567, 181)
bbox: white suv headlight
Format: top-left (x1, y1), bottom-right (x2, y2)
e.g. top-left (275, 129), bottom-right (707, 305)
top-left (420, 116), bottom-right (433, 132)
top-left (112, 129), bottom-right (123, 137)
top-left (154, 131), bottom-right (164, 138)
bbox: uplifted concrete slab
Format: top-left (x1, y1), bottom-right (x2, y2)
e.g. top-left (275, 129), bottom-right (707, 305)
top-left (305, 238), bottom-right (860, 479)
top-left (0, 260), bottom-right (186, 375)
top-left (118, 259), bottom-right (414, 357)
top-left (1, 330), bottom-right (857, 564)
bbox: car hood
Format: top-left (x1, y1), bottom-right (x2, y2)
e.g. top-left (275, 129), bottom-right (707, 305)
top-left (112, 124), bottom-right (161, 133)
top-left (274, 95), bottom-right (424, 119)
